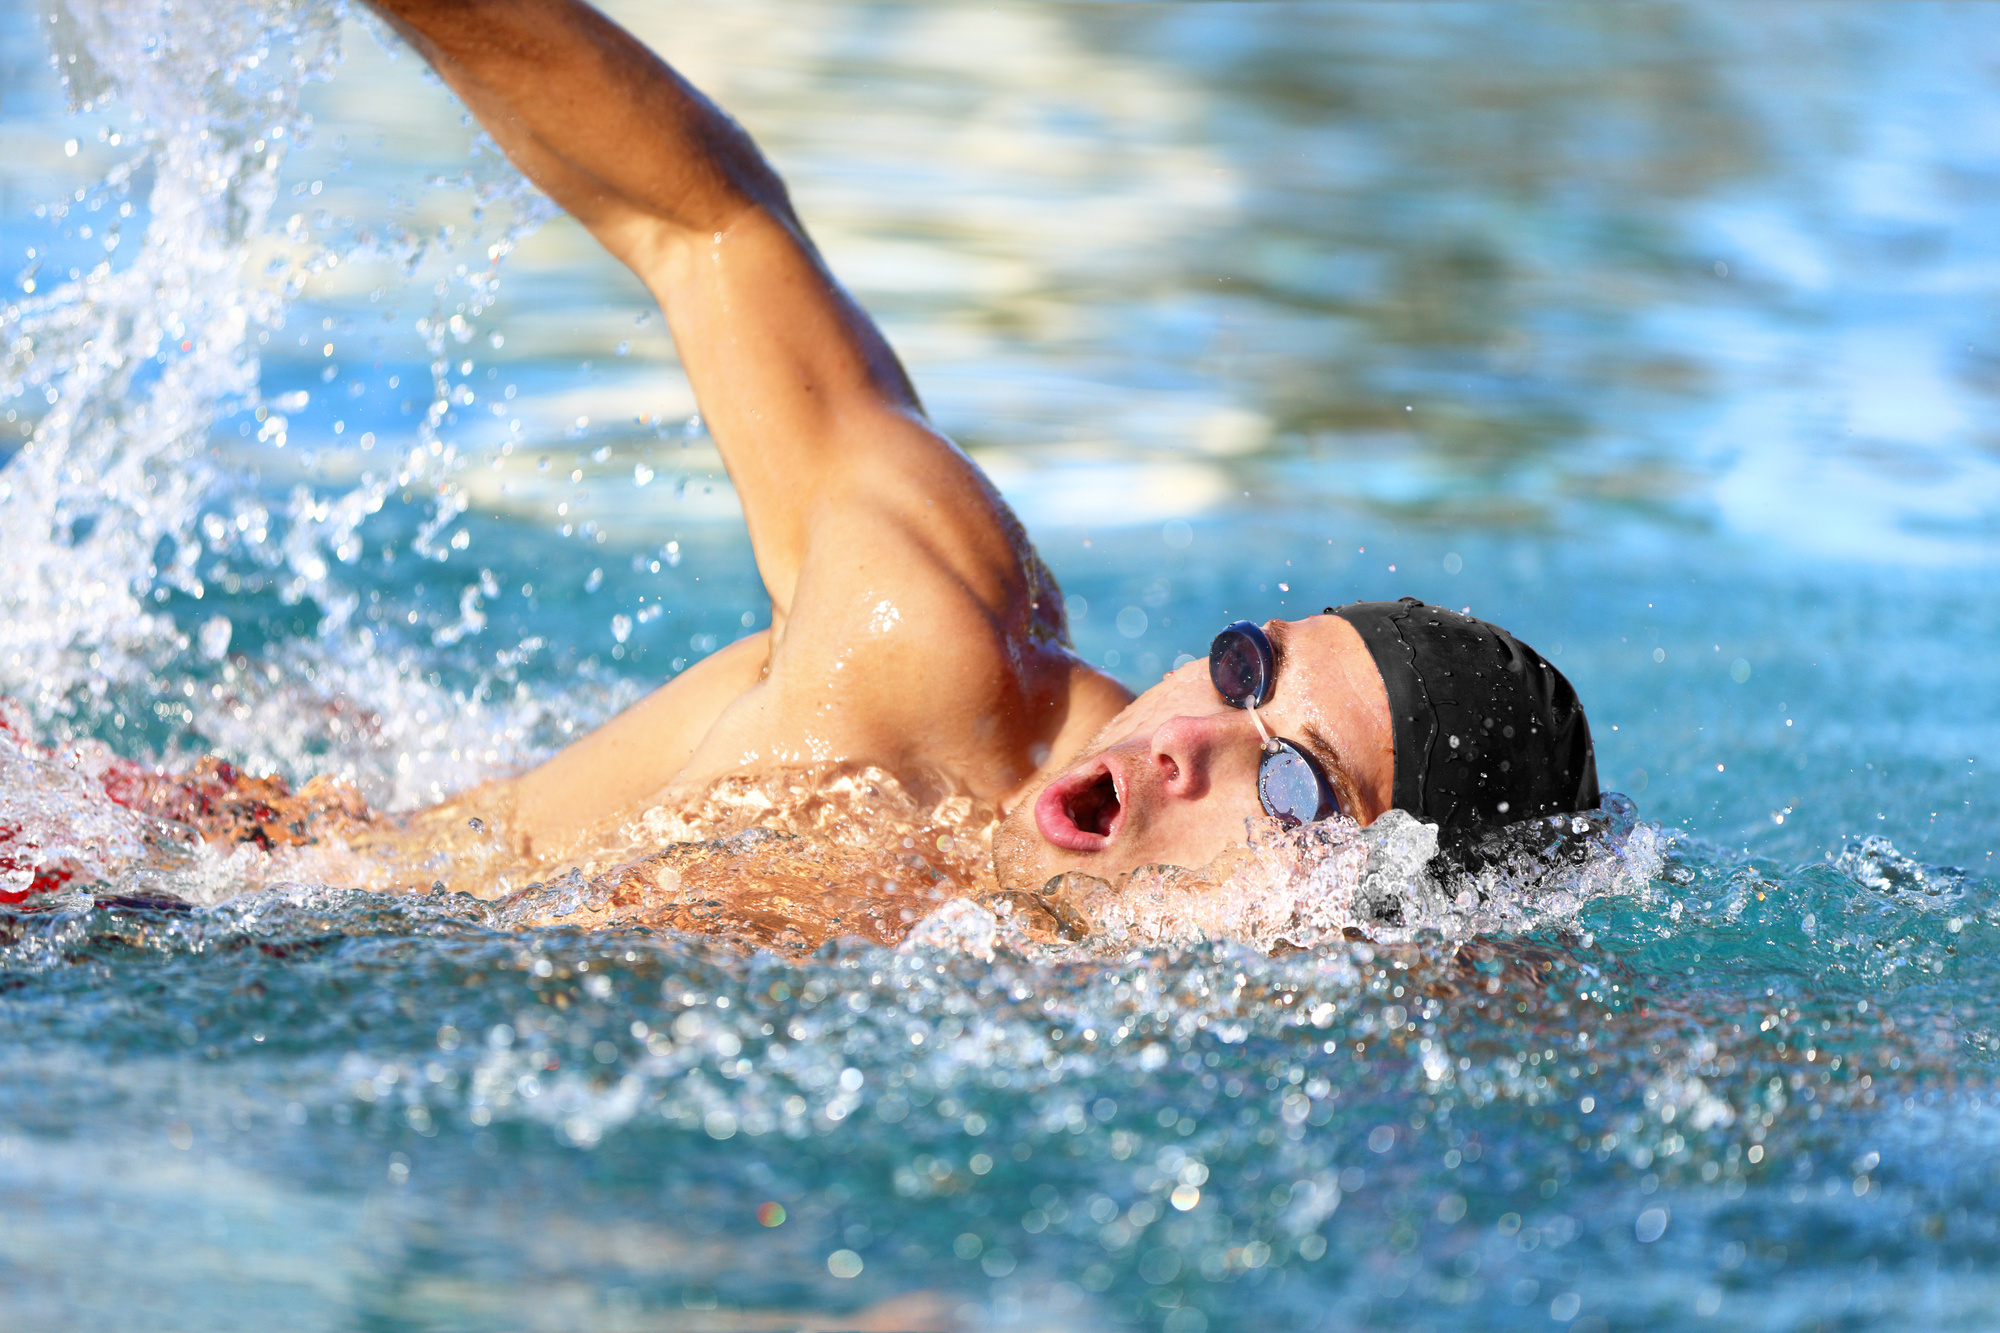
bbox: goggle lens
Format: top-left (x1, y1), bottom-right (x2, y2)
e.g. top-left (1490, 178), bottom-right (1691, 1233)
top-left (1209, 621), bottom-right (1274, 710)
top-left (1259, 740), bottom-right (1335, 828)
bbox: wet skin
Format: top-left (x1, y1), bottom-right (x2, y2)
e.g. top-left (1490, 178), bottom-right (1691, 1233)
top-left (992, 614), bottom-right (1395, 891)
top-left (367, 0), bottom-right (1388, 887)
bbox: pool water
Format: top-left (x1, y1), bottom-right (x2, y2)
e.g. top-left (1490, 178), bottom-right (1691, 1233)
top-left (3, 1), bottom-right (1998, 1329)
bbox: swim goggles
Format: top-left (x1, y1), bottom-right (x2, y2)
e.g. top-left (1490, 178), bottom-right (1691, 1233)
top-left (1209, 620), bottom-right (1342, 828)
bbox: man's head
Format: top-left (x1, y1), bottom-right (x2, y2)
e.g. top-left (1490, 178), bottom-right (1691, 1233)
top-left (992, 598), bottom-right (1597, 891)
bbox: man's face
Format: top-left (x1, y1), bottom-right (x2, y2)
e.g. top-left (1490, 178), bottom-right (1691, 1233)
top-left (993, 613), bottom-right (1396, 891)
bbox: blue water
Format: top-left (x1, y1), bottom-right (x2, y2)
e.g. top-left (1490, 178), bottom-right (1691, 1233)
top-left (2, 2), bottom-right (1998, 1329)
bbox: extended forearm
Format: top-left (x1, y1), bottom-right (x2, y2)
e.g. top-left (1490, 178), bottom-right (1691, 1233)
top-left (370, 0), bottom-right (971, 629)
top-left (365, 0), bottom-right (790, 256)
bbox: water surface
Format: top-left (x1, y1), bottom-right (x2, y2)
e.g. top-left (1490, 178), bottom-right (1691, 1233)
top-left (1, 2), bottom-right (1997, 1330)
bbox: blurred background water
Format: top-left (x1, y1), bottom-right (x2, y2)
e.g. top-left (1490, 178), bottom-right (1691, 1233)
top-left (1, 2), bottom-right (1997, 1330)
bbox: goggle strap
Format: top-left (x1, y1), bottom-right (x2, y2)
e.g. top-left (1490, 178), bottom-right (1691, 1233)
top-left (1248, 705), bottom-right (1276, 752)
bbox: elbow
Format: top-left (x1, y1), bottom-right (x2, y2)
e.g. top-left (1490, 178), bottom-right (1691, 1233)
top-left (688, 112), bottom-right (797, 230)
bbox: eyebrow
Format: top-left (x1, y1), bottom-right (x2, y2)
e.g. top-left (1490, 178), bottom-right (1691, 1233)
top-left (1264, 619), bottom-right (1305, 709)
top-left (1256, 620), bottom-right (1352, 768)
top-left (1299, 720), bottom-right (1362, 816)
top-left (1264, 622), bottom-right (1357, 803)
top-left (1264, 618), bottom-right (1299, 703)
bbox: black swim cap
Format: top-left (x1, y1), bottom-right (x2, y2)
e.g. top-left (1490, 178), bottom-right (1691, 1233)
top-left (1329, 597), bottom-right (1598, 841)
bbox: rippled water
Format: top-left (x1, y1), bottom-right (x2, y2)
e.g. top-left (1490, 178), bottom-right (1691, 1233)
top-left (2, 1), bottom-right (1998, 1329)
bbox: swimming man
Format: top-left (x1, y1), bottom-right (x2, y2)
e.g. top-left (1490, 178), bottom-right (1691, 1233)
top-left (366, 0), bottom-right (1599, 895)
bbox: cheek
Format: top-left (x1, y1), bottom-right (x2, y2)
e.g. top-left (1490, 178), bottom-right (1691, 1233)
top-left (1131, 772), bottom-right (1270, 859)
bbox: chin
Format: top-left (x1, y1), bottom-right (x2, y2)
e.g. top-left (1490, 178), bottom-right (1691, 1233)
top-left (990, 799), bottom-right (1062, 892)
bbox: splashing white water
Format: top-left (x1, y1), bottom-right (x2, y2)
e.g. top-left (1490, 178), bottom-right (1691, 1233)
top-left (1051, 801), bottom-right (1665, 955)
top-left (1, 0), bottom-right (345, 708)
top-left (0, 0), bottom-right (586, 810)
top-left (0, 697), bottom-right (158, 896)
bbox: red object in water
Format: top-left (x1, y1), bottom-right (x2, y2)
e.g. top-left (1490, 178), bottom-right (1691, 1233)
top-left (0, 694), bottom-right (371, 909)
top-left (0, 701), bottom-right (157, 905)
top-left (0, 822), bottom-right (75, 903)
top-left (0, 704), bottom-right (80, 902)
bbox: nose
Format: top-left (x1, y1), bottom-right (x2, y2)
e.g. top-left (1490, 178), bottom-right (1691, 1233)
top-left (1147, 711), bottom-right (1256, 803)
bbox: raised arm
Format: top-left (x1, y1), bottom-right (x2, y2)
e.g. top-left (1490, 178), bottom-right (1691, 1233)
top-left (366, 0), bottom-right (1114, 854)
top-left (364, 0), bottom-right (981, 622)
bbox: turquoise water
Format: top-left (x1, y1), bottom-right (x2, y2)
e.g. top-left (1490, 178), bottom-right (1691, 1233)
top-left (2, 2), bottom-right (1998, 1329)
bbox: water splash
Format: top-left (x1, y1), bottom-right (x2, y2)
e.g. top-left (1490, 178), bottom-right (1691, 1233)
top-left (0, 696), bottom-right (162, 899)
top-left (0, 0), bottom-right (345, 710)
top-left (1032, 799), bottom-right (1665, 956)
top-left (0, 786), bottom-right (1990, 1331)
top-left (0, 0), bottom-right (568, 815)
top-left (0, 674), bottom-right (1675, 967)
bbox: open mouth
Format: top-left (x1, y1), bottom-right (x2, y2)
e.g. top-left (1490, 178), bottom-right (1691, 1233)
top-left (1034, 762), bottom-right (1125, 853)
